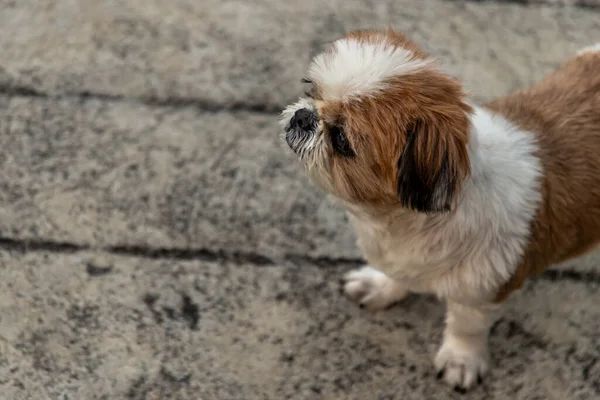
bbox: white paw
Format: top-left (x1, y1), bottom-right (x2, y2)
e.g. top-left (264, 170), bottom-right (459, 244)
top-left (341, 266), bottom-right (407, 311)
top-left (435, 333), bottom-right (490, 392)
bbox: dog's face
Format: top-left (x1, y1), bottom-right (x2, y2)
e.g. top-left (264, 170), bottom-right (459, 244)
top-left (280, 29), bottom-right (473, 213)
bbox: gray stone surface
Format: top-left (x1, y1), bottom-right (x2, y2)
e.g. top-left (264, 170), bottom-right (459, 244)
top-left (0, 0), bottom-right (599, 399)
top-left (0, 95), bottom-right (355, 259)
top-left (0, 249), bottom-right (598, 400)
top-left (0, 0), bottom-right (599, 110)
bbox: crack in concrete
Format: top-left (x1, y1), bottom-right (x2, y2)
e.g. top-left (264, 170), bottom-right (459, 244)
top-left (0, 83), bottom-right (282, 115)
top-left (0, 236), bottom-right (599, 285)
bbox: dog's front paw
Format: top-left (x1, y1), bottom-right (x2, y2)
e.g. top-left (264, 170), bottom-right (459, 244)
top-left (340, 266), bottom-right (407, 311)
top-left (434, 333), bottom-right (490, 392)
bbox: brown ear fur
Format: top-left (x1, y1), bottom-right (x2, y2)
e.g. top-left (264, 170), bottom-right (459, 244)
top-left (397, 102), bottom-right (472, 213)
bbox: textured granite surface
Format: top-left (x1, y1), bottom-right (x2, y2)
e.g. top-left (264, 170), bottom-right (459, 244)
top-left (0, 96), bottom-right (354, 259)
top-left (1, 249), bottom-right (599, 400)
top-left (0, 0), bottom-right (599, 399)
top-left (0, 0), bottom-right (599, 110)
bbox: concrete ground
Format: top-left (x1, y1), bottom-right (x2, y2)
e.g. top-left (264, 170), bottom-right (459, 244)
top-left (0, 0), bottom-right (599, 399)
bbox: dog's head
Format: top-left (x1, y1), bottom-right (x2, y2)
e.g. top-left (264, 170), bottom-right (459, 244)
top-left (280, 29), bottom-right (473, 213)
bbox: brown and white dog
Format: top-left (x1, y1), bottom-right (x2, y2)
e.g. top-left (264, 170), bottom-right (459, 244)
top-left (280, 28), bottom-right (600, 391)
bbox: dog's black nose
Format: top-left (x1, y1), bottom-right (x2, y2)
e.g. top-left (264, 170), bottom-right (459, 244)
top-left (290, 108), bottom-right (314, 131)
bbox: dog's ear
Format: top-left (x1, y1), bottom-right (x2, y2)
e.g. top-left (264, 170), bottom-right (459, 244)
top-left (397, 116), bottom-right (470, 213)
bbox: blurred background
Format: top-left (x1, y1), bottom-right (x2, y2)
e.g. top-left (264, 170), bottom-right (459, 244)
top-left (0, 0), bottom-right (599, 399)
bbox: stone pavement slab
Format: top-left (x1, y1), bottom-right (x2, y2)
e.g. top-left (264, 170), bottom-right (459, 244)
top-left (0, 0), bottom-right (599, 110)
top-left (0, 95), bottom-right (355, 259)
top-left (1, 91), bottom-right (600, 270)
top-left (3, 94), bottom-right (597, 269)
top-left (0, 249), bottom-right (598, 400)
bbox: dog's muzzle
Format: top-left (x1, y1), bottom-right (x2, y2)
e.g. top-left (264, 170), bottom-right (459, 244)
top-left (285, 108), bottom-right (317, 155)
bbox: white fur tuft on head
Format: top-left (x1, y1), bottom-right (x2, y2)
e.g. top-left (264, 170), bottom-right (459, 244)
top-left (308, 38), bottom-right (433, 101)
top-left (576, 42), bottom-right (600, 56)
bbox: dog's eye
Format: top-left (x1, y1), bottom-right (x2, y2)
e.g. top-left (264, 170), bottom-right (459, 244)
top-left (330, 125), bottom-right (355, 157)
top-left (302, 78), bottom-right (315, 98)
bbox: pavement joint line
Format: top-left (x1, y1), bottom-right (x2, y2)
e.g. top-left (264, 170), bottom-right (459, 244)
top-left (0, 236), bottom-right (599, 285)
top-left (0, 83), bottom-right (282, 115)
top-left (0, 235), bottom-right (360, 268)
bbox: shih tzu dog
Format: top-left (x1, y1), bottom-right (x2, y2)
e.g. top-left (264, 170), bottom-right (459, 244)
top-left (279, 28), bottom-right (600, 391)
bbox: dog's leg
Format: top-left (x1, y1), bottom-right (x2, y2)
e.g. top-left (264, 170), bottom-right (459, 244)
top-left (341, 266), bottom-right (408, 311)
top-left (435, 301), bottom-right (500, 391)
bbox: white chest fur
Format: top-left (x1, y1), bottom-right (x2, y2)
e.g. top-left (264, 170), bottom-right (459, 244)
top-left (345, 106), bottom-right (542, 303)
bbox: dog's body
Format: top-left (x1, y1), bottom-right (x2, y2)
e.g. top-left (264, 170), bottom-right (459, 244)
top-left (489, 47), bottom-right (600, 300)
top-left (280, 30), bottom-right (600, 391)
